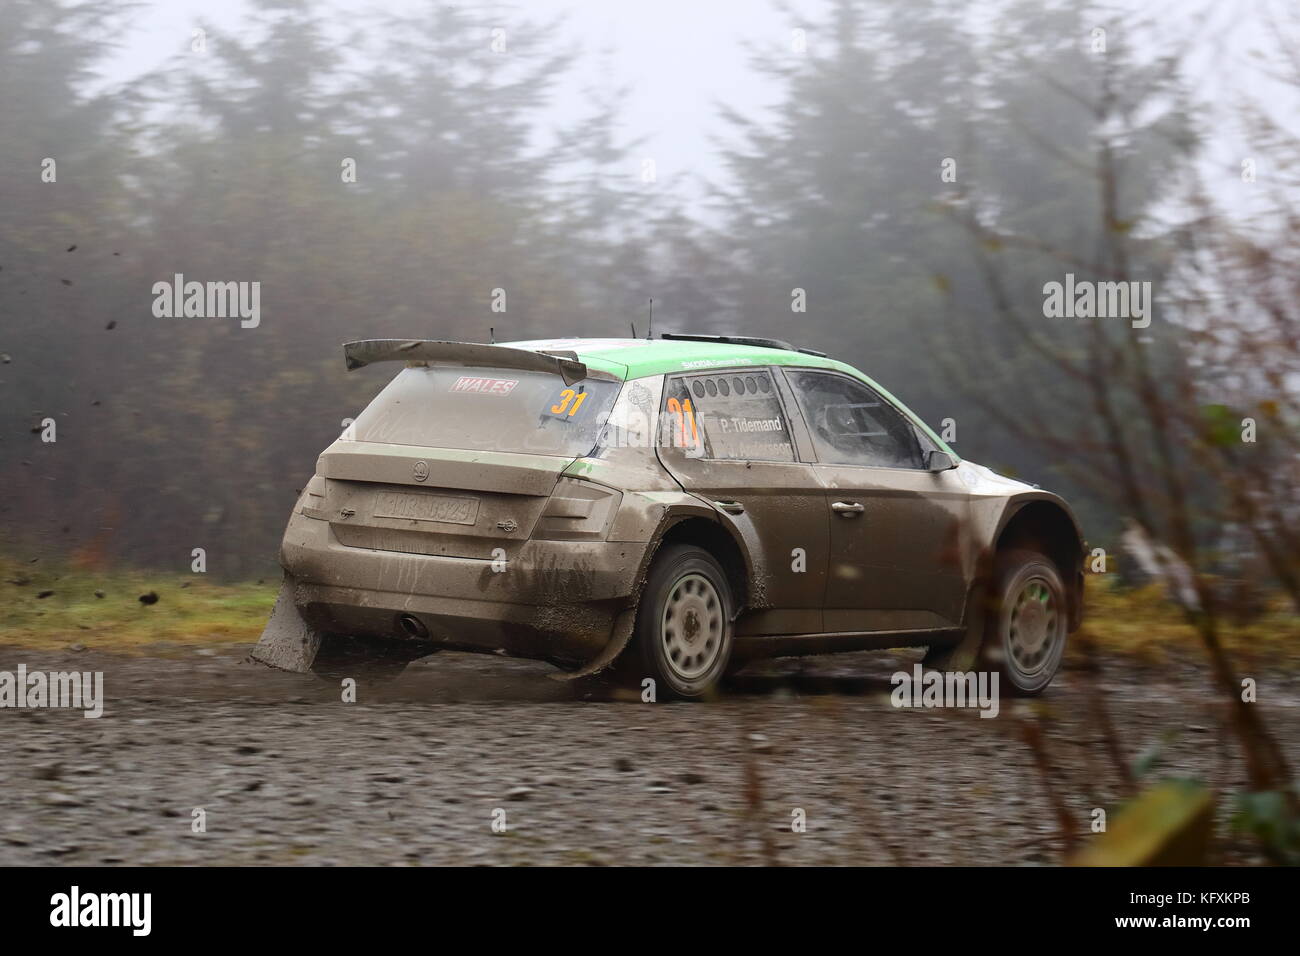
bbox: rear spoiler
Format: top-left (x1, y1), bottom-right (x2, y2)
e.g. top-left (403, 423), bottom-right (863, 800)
top-left (343, 339), bottom-right (587, 386)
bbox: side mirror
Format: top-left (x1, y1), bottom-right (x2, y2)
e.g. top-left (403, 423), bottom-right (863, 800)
top-left (926, 449), bottom-right (958, 473)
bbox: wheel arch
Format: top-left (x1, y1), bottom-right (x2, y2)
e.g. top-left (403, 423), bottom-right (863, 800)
top-left (607, 489), bottom-right (755, 612)
top-left (652, 516), bottom-right (750, 612)
top-left (992, 495), bottom-right (1087, 630)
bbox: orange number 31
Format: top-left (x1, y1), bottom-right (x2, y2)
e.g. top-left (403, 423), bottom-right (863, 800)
top-left (551, 389), bottom-right (589, 417)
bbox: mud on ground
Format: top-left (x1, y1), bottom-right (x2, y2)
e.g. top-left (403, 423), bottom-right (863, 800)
top-left (0, 642), bottom-right (1296, 865)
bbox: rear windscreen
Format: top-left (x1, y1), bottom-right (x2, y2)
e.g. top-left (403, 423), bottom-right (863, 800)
top-left (349, 366), bottom-right (622, 457)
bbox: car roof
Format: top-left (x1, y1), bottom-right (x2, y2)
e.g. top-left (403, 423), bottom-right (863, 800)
top-left (501, 336), bottom-right (957, 460)
top-left (502, 337), bottom-right (856, 381)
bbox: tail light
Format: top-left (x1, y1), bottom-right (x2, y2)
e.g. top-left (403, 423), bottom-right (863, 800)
top-left (532, 478), bottom-right (621, 540)
top-left (295, 475), bottom-right (327, 517)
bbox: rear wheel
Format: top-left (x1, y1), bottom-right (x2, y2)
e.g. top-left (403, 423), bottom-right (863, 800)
top-left (629, 544), bottom-right (734, 699)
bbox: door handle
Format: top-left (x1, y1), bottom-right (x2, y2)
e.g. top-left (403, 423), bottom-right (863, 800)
top-left (713, 500), bottom-right (745, 515)
top-left (831, 501), bottom-right (864, 516)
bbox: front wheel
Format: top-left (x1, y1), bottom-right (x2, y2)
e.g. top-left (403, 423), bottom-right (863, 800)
top-left (986, 548), bottom-right (1069, 695)
top-left (628, 544), bottom-right (734, 699)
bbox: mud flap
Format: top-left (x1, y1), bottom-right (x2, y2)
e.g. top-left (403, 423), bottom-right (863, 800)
top-left (549, 606), bottom-right (637, 681)
top-left (925, 544), bottom-right (1000, 673)
top-left (924, 579), bottom-right (988, 672)
top-left (934, 618), bottom-right (984, 672)
top-left (247, 574), bottom-right (322, 673)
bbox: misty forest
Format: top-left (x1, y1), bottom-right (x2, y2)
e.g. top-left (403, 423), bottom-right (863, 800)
top-left (0, 0), bottom-right (1289, 584)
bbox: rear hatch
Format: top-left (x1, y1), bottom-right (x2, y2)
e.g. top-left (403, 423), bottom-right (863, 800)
top-left (311, 361), bottom-right (622, 558)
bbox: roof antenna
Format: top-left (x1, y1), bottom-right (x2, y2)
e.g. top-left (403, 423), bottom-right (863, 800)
top-left (647, 298), bottom-right (653, 340)
top-left (489, 326), bottom-right (495, 344)
top-left (629, 320), bottom-right (637, 338)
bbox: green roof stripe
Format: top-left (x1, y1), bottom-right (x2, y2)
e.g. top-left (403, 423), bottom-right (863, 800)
top-left (503, 337), bottom-right (956, 459)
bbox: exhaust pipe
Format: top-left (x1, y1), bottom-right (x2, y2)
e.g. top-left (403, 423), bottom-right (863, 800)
top-left (397, 614), bottom-right (430, 641)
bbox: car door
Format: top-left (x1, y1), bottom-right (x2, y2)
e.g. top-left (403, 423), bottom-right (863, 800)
top-left (655, 367), bottom-right (829, 636)
top-left (780, 367), bottom-right (970, 632)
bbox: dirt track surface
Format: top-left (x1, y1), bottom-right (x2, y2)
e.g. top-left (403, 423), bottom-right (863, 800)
top-left (1, 642), bottom-right (1296, 865)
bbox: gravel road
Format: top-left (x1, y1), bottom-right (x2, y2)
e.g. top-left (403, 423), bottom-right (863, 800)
top-left (1, 642), bottom-right (1295, 865)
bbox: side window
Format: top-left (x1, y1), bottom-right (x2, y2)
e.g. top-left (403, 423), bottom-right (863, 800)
top-left (784, 369), bottom-right (923, 469)
top-left (660, 369), bottom-right (795, 462)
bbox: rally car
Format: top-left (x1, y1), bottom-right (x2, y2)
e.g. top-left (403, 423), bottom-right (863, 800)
top-left (251, 335), bottom-right (1084, 698)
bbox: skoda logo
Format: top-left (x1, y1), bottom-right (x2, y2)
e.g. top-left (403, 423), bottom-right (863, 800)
top-left (412, 461), bottom-right (429, 482)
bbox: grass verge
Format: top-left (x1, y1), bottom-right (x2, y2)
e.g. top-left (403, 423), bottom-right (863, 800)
top-left (0, 555), bottom-right (274, 652)
top-left (2, 555), bottom-right (1297, 665)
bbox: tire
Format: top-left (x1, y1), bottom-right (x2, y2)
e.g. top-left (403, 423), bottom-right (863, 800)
top-left (309, 632), bottom-right (431, 685)
top-left (628, 544), bottom-right (734, 700)
top-left (983, 548), bottom-right (1069, 695)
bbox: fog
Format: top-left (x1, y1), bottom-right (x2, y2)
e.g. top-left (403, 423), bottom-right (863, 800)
top-left (3, 0), bottom-right (1298, 583)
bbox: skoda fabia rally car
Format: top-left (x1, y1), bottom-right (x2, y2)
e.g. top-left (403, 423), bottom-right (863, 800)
top-left (251, 335), bottom-right (1085, 698)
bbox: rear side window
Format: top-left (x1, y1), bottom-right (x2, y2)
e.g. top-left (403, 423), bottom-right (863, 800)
top-left (350, 366), bottom-right (621, 457)
top-left (783, 369), bottom-right (923, 469)
top-left (661, 369), bottom-right (795, 462)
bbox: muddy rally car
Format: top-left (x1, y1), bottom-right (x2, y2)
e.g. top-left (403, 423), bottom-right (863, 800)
top-left (251, 334), bottom-right (1085, 698)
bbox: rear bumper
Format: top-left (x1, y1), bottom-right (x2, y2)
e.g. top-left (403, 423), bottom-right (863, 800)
top-left (279, 513), bottom-right (645, 667)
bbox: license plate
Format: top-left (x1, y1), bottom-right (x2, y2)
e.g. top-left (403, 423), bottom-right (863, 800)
top-left (372, 492), bottom-right (479, 526)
